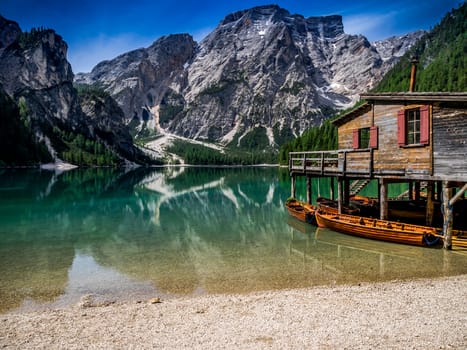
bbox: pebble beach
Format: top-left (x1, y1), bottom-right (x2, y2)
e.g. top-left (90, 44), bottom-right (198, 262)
top-left (1, 274), bottom-right (466, 349)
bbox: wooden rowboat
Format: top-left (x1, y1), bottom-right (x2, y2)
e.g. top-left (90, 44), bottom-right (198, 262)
top-left (316, 197), bottom-right (360, 216)
top-left (315, 211), bottom-right (441, 247)
top-left (285, 199), bottom-right (317, 225)
top-left (285, 198), bottom-right (361, 226)
top-left (451, 230), bottom-right (467, 249)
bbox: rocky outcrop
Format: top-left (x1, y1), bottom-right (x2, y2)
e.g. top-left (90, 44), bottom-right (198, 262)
top-left (75, 34), bottom-right (197, 125)
top-left (0, 15), bottom-right (152, 165)
top-left (373, 30), bottom-right (426, 64)
top-left (76, 5), bottom-right (423, 150)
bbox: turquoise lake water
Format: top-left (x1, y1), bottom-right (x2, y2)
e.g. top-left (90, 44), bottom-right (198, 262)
top-left (0, 167), bottom-right (466, 313)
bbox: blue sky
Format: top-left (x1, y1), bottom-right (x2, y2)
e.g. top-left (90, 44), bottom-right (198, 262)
top-left (0, 0), bottom-right (463, 73)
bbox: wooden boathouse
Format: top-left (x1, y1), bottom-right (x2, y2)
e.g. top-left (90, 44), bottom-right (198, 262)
top-left (289, 91), bottom-right (467, 249)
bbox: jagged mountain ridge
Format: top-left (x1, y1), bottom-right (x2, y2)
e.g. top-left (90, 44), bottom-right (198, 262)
top-left (0, 15), bottom-right (153, 166)
top-left (76, 5), bottom-right (424, 151)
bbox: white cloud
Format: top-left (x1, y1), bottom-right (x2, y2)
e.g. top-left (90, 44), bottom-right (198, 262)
top-left (67, 33), bottom-right (152, 73)
top-left (343, 11), bottom-right (398, 41)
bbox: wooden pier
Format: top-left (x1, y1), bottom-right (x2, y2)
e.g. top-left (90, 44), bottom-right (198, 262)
top-left (289, 92), bottom-right (467, 249)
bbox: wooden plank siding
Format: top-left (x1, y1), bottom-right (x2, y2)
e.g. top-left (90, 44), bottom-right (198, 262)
top-left (432, 107), bottom-right (467, 180)
top-left (291, 93), bottom-right (467, 182)
top-left (337, 104), bottom-right (432, 178)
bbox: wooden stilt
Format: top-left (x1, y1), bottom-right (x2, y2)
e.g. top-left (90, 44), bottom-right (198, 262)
top-left (330, 177), bottom-right (335, 200)
top-left (408, 182), bottom-right (414, 200)
top-left (337, 178), bottom-right (343, 214)
top-left (426, 182), bottom-right (435, 226)
top-left (291, 175), bottom-right (296, 199)
top-left (414, 182), bottom-right (421, 201)
top-left (442, 181), bottom-right (453, 250)
top-left (344, 179), bottom-right (350, 206)
top-left (379, 178), bottom-right (388, 220)
top-left (436, 181), bottom-right (442, 201)
top-left (306, 175), bottom-right (312, 204)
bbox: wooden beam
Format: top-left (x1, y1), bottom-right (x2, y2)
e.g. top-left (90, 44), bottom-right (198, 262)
top-left (449, 183), bottom-right (467, 206)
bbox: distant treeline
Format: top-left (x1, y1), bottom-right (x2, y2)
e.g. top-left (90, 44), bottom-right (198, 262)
top-left (167, 140), bottom-right (277, 165)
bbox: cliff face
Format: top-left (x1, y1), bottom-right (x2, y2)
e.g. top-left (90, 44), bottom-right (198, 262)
top-left (76, 34), bottom-right (197, 128)
top-left (76, 5), bottom-right (424, 150)
top-left (0, 15), bottom-right (152, 165)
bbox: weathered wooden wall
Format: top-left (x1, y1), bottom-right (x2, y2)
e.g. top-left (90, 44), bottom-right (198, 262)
top-left (337, 104), bottom-right (432, 177)
top-left (432, 107), bottom-right (467, 180)
top-left (373, 104), bottom-right (431, 176)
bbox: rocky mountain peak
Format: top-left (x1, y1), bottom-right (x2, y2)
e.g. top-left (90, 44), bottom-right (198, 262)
top-left (75, 5), bottom-right (424, 152)
top-left (0, 25), bottom-right (73, 93)
top-left (0, 15), bottom-right (153, 166)
top-left (372, 30), bottom-right (426, 63)
top-left (220, 5), bottom-right (287, 25)
top-left (0, 15), bottom-right (21, 54)
top-left (306, 15), bottom-right (344, 39)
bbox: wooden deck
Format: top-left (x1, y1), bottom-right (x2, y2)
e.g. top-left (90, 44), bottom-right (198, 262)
top-left (289, 149), bottom-right (373, 177)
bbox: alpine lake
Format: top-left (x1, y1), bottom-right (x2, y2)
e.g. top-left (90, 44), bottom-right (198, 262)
top-left (1, 166), bottom-right (466, 313)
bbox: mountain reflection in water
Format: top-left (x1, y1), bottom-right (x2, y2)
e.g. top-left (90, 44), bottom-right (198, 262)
top-left (0, 167), bottom-right (466, 313)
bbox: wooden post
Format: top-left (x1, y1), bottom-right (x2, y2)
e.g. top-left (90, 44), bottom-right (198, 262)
top-left (344, 179), bottom-right (350, 206)
top-left (330, 177), bottom-right (335, 201)
top-left (408, 182), bottom-right (414, 200)
top-left (414, 182), bottom-right (421, 201)
top-left (449, 183), bottom-right (467, 206)
top-left (291, 175), bottom-right (296, 199)
top-left (337, 178), bottom-right (343, 214)
top-left (306, 175), bottom-right (312, 204)
top-left (442, 181), bottom-right (453, 250)
top-left (436, 181), bottom-right (442, 201)
top-left (426, 182), bottom-right (435, 226)
top-left (379, 178), bottom-right (388, 220)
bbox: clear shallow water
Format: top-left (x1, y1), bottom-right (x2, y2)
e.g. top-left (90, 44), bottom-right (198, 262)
top-left (0, 167), bottom-right (466, 313)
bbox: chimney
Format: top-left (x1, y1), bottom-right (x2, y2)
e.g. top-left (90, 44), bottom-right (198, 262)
top-left (409, 56), bottom-right (418, 92)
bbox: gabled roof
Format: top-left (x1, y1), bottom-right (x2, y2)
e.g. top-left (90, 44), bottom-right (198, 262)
top-left (332, 103), bottom-right (371, 127)
top-left (333, 92), bottom-right (467, 127)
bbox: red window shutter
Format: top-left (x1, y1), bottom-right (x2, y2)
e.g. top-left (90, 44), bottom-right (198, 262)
top-left (397, 110), bottom-right (406, 146)
top-left (352, 129), bottom-right (359, 149)
top-left (369, 126), bottom-right (378, 148)
top-left (420, 105), bottom-right (430, 145)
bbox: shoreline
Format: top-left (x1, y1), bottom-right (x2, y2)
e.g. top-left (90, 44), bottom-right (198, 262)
top-left (1, 275), bottom-right (466, 349)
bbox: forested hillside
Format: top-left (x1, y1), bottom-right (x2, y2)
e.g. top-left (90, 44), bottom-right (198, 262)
top-left (0, 88), bottom-right (52, 166)
top-left (278, 120), bottom-right (337, 165)
top-left (375, 3), bottom-right (466, 92)
top-left (279, 3), bottom-right (466, 164)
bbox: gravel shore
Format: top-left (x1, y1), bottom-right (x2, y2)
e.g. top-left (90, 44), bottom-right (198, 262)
top-left (1, 275), bottom-right (466, 349)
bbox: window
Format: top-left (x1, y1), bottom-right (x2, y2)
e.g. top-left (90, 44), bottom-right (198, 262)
top-left (406, 109), bottom-right (420, 144)
top-left (352, 126), bottom-right (378, 149)
top-left (359, 128), bottom-right (370, 148)
top-left (397, 105), bottom-right (429, 146)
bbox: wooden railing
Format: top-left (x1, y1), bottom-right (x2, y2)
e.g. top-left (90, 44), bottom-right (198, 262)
top-left (289, 148), bottom-right (373, 177)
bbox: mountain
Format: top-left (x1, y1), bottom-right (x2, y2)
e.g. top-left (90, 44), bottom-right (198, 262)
top-left (374, 2), bottom-right (466, 92)
top-left (279, 2), bottom-right (466, 165)
top-left (76, 5), bottom-right (424, 154)
top-left (0, 15), bottom-right (153, 166)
